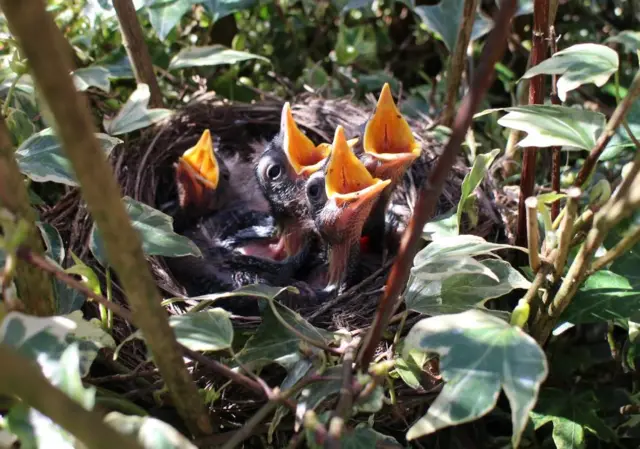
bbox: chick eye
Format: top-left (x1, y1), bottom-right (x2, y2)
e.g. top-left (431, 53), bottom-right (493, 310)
top-left (266, 164), bottom-right (282, 180)
top-left (307, 181), bottom-right (323, 201)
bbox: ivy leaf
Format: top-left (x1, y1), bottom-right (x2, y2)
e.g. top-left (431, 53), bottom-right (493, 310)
top-left (103, 84), bottom-right (172, 135)
top-left (169, 308), bottom-right (233, 352)
top-left (169, 45), bottom-right (269, 70)
top-left (0, 311), bottom-right (115, 377)
top-left (15, 128), bottom-right (122, 186)
top-left (456, 148), bottom-right (500, 231)
top-left (521, 44), bottom-right (619, 101)
top-left (36, 222), bottom-right (65, 265)
top-left (412, 0), bottom-right (494, 52)
top-left (530, 389), bottom-right (617, 448)
top-left (236, 300), bottom-right (332, 371)
top-left (340, 426), bottom-right (403, 449)
top-left (6, 108), bottom-right (35, 147)
top-left (413, 234), bottom-right (519, 264)
top-left (406, 259), bottom-right (530, 317)
top-left (72, 66), bottom-right (111, 93)
top-left (560, 270), bottom-right (640, 325)
top-left (403, 310), bottom-right (548, 447)
top-left (422, 209), bottom-right (459, 239)
top-left (200, 0), bottom-right (258, 21)
top-left (90, 196), bottom-right (201, 265)
top-left (606, 30), bottom-right (640, 54)
top-left (104, 412), bottom-right (196, 449)
top-left (497, 105), bottom-right (606, 150)
top-left (412, 255), bottom-right (498, 282)
top-left (146, 0), bottom-right (192, 40)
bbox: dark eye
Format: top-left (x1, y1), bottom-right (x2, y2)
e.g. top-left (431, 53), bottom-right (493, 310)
top-left (306, 178), bottom-right (324, 204)
top-left (266, 164), bottom-right (282, 180)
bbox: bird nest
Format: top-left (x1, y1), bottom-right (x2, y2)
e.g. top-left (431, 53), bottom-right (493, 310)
top-left (41, 92), bottom-right (506, 429)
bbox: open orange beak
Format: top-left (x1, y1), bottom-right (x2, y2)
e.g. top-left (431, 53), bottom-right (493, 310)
top-left (363, 83), bottom-right (421, 169)
top-left (179, 129), bottom-right (219, 189)
top-left (325, 126), bottom-right (391, 207)
top-left (281, 102), bottom-right (331, 177)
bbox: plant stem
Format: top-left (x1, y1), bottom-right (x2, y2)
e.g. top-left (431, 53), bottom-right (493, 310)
top-left (0, 112), bottom-right (54, 316)
top-left (553, 187), bottom-right (580, 279)
top-left (441, 0), bottom-right (478, 127)
top-left (589, 226), bottom-right (640, 274)
top-left (0, 0), bottom-right (210, 436)
top-left (0, 344), bottom-right (144, 449)
top-left (525, 197), bottom-right (541, 272)
top-left (356, 0), bottom-right (518, 371)
top-left (516, 0), bottom-right (550, 250)
top-left (549, 25), bottom-right (562, 220)
top-left (112, 0), bottom-right (163, 108)
top-left (2, 72), bottom-right (22, 117)
top-left (573, 70), bottom-right (640, 188)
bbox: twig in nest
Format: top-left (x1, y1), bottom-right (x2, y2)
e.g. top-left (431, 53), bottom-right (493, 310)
top-left (357, 0), bottom-right (519, 371)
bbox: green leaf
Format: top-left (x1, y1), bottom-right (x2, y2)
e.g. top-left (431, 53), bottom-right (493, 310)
top-left (6, 108), bottom-right (35, 147)
top-left (412, 255), bottom-right (498, 282)
top-left (168, 308), bottom-right (233, 352)
top-left (341, 0), bottom-right (373, 12)
top-left (606, 30), bottom-right (640, 54)
top-left (104, 412), bottom-right (196, 449)
top-left (72, 66), bottom-right (111, 93)
top-left (394, 347), bottom-right (428, 390)
top-left (414, 234), bottom-right (520, 264)
top-left (0, 75), bottom-right (39, 120)
top-left (403, 310), bottom-right (548, 447)
top-left (103, 84), bottom-right (172, 135)
top-left (422, 209), bottom-right (459, 239)
top-left (146, 0), bottom-right (192, 40)
top-left (456, 148), bottom-right (500, 231)
top-left (236, 300), bottom-right (332, 371)
top-left (406, 259), bottom-right (530, 317)
top-left (334, 24), bottom-right (377, 66)
top-left (90, 196), bottom-right (201, 265)
top-left (200, 0), bottom-right (258, 21)
top-left (560, 270), bottom-right (640, 325)
top-left (15, 128), bottom-right (122, 186)
top-left (521, 44), bottom-right (619, 101)
top-left (341, 426), bottom-right (403, 449)
top-left (169, 45), bottom-right (269, 70)
top-left (36, 221), bottom-right (64, 265)
top-left (413, 0), bottom-right (494, 52)
top-left (497, 105), bottom-right (606, 150)
top-left (531, 389), bottom-right (617, 447)
top-left (0, 310), bottom-right (115, 377)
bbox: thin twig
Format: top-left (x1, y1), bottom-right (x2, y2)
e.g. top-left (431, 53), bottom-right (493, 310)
top-left (525, 197), bottom-right (541, 272)
top-left (553, 187), bottom-right (581, 279)
top-left (589, 226), bottom-right (640, 274)
top-left (327, 339), bottom-right (360, 448)
top-left (357, 0), bottom-right (518, 370)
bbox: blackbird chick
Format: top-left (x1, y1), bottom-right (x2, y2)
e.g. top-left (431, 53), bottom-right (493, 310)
top-left (305, 126), bottom-right (390, 294)
top-left (353, 83), bottom-right (423, 253)
top-left (255, 102), bottom-right (333, 260)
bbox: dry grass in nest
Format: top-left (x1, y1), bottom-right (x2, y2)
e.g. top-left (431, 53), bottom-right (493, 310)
top-left (41, 92), bottom-right (507, 428)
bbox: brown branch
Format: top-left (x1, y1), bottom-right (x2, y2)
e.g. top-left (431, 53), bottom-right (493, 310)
top-left (112, 0), bottom-right (163, 108)
top-left (589, 225), bottom-right (640, 274)
top-left (525, 197), bottom-right (541, 272)
top-left (0, 115), bottom-right (54, 316)
top-left (0, 344), bottom-right (144, 449)
top-left (573, 70), bottom-right (640, 188)
top-left (516, 0), bottom-right (549, 249)
top-left (0, 0), bottom-right (209, 437)
top-left (356, 0), bottom-right (518, 370)
top-left (441, 0), bottom-right (479, 127)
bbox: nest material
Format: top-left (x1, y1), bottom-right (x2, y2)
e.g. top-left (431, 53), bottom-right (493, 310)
top-left (41, 92), bottom-right (507, 433)
top-left (45, 92), bottom-right (506, 325)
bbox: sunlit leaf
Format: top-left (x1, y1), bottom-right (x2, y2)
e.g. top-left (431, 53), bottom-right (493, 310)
top-left (169, 45), bottom-right (269, 69)
top-left (103, 84), bottom-right (172, 135)
top-left (406, 259), bottom-right (530, 317)
top-left (422, 210), bottom-right (459, 239)
top-left (413, 0), bottom-right (494, 52)
top-left (497, 105), bottom-right (606, 150)
top-left (90, 196), bottom-right (201, 265)
top-left (403, 310), bottom-right (548, 447)
top-left (412, 255), bottom-right (498, 282)
top-left (606, 30), bottom-right (640, 54)
top-left (200, 0), bottom-right (258, 21)
top-left (560, 270), bottom-right (640, 325)
top-left (169, 308), bottom-right (233, 352)
top-left (104, 412), bottom-right (196, 449)
top-left (15, 128), bottom-right (122, 186)
top-left (413, 234), bottom-right (519, 265)
top-left (456, 148), bottom-right (500, 231)
top-left (521, 44), bottom-right (619, 101)
top-left (0, 311), bottom-right (115, 377)
top-left (72, 66), bottom-right (111, 93)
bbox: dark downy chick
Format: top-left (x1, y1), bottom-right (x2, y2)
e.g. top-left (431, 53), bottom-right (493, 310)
top-left (306, 125), bottom-right (390, 294)
top-left (256, 102), bottom-right (355, 259)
